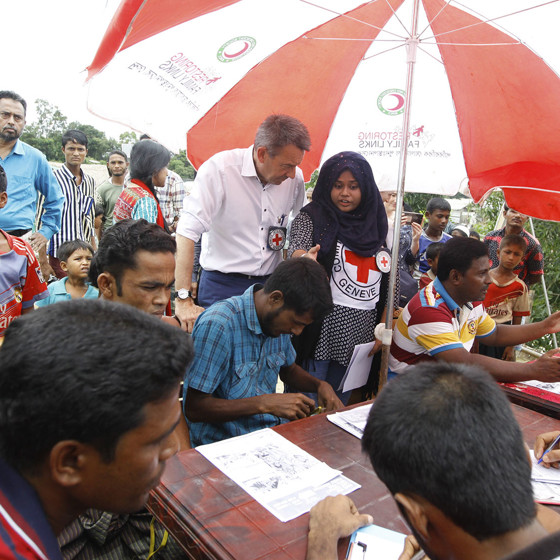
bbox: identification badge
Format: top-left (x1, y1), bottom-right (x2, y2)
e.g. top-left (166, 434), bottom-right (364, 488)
top-left (376, 249), bottom-right (392, 273)
top-left (267, 226), bottom-right (287, 251)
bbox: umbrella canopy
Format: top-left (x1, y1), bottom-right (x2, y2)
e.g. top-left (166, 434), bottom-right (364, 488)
top-left (87, 0), bottom-right (560, 219)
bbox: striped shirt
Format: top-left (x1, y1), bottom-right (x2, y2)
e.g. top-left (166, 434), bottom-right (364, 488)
top-left (155, 170), bottom-right (186, 227)
top-left (390, 277), bottom-right (496, 373)
top-left (48, 165), bottom-right (95, 257)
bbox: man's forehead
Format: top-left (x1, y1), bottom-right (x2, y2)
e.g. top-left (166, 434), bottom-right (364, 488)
top-left (0, 97), bottom-right (25, 115)
top-left (131, 249), bottom-right (175, 270)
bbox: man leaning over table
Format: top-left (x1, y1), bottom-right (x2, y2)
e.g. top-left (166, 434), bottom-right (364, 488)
top-left (183, 258), bottom-right (344, 447)
top-left (389, 236), bottom-right (560, 384)
top-left (174, 113), bottom-right (309, 331)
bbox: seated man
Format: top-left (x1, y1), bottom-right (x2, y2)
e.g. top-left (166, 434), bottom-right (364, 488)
top-left (0, 299), bottom-right (193, 559)
top-left (307, 362), bottom-right (560, 560)
top-left (390, 236), bottom-right (560, 383)
top-left (184, 258), bottom-right (344, 446)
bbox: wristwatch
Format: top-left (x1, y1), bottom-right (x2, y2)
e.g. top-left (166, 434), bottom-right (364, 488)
top-left (174, 289), bottom-right (192, 300)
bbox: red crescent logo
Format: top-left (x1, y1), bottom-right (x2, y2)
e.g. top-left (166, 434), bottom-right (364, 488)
top-left (388, 94), bottom-right (405, 111)
top-left (223, 41), bottom-right (249, 59)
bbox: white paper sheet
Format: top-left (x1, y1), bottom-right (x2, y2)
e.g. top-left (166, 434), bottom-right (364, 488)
top-left (531, 451), bottom-right (560, 484)
top-left (196, 428), bottom-right (360, 522)
top-left (327, 404), bottom-right (373, 439)
top-left (522, 379), bottom-right (560, 395)
top-left (339, 342), bottom-right (376, 392)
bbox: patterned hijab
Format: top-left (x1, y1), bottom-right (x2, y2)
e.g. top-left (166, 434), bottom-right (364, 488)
top-left (302, 151), bottom-right (388, 258)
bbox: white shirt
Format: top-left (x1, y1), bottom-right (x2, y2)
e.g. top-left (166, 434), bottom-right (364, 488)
top-left (177, 146), bottom-right (305, 276)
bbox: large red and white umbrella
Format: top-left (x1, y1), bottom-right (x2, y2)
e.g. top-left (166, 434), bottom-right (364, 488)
top-left (87, 0), bottom-right (560, 219)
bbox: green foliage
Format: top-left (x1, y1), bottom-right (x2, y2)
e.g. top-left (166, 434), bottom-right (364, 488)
top-left (20, 99), bottom-right (120, 162)
top-left (305, 170), bottom-right (319, 191)
top-left (168, 150), bottom-right (195, 181)
top-left (119, 131), bottom-right (138, 144)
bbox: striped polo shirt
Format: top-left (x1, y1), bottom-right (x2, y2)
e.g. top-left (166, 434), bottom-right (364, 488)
top-left (48, 164), bottom-right (95, 258)
top-left (390, 278), bottom-right (496, 374)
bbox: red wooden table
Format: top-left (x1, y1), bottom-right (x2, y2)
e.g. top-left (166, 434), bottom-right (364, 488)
top-left (148, 403), bottom-right (560, 560)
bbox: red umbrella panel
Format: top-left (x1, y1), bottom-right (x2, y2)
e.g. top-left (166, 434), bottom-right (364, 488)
top-left (87, 0), bottom-right (560, 218)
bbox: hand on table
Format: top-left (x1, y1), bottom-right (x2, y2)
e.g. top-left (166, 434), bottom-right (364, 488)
top-left (531, 349), bottom-right (560, 382)
top-left (316, 381), bottom-right (344, 412)
top-left (259, 392), bottom-right (316, 420)
top-left (307, 495), bottom-right (373, 560)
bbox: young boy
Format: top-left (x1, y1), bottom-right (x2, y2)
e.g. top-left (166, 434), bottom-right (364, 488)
top-left (0, 164), bottom-right (48, 339)
top-left (418, 242), bottom-right (444, 289)
top-left (36, 240), bottom-right (98, 307)
top-left (414, 197), bottom-right (452, 278)
top-left (479, 234), bottom-right (530, 361)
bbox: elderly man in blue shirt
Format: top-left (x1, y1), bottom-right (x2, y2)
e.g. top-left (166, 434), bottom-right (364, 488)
top-left (184, 258), bottom-right (344, 447)
top-left (0, 91), bottom-right (63, 253)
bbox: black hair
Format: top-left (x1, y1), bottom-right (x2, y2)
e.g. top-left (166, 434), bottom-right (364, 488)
top-left (0, 164), bottom-right (6, 194)
top-left (500, 233), bottom-right (527, 253)
top-left (437, 237), bottom-right (488, 282)
top-left (62, 129), bottom-right (88, 149)
top-left (263, 258), bottom-right (333, 321)
top-left (139, 133), bottom-right (151, 141)
top-left (129, 140), bottom-right (170, 191)
top-left (57, 240), bottom-right (94, 263)
top-left (362, 362), bottom-right (536, 541)
top-left (254, 114), bottom-right (311, 156)
top-left (426, 197), bottom-right (451, 214)
top-left (107, 149), bottom-right (128, 162)
top-left (425, 242), bottom-right (444, 261)
top-left (94, 203), bottom-right (104, 218)
top-left (0, 91), bottom-right (27, 114)
top-left (89, 219), bottom-right (176, 293)
top-left (0, 299), bottom-right (193, 474)
top-left (469, 229), bottom-right (481, 240)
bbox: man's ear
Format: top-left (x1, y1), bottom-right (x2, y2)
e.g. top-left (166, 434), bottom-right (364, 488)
top-left (0, 191), bottom-right (7, 209)
top-left (49, 440), bottom-right (90, 488)
top-left (267, 290), bottom-right (284, 309)
top-left (448, 268), bottom-right (462, 285)
top-left (97, 272), bottom-right (116, 299)
top-left (395, 493), bottom-right (430, 541)
top-left (256, 146), bottom-right (267, 164)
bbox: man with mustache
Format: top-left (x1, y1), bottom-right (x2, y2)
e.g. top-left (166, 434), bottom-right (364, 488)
top-left (0, 91), bottom-right (63, 254)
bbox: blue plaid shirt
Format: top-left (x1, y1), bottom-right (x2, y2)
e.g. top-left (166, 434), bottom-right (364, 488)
top-left (184, 285), bottom-right (296, 446)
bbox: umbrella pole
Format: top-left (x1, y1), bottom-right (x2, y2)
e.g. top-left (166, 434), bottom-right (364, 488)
top-left (379, 0), bottom-right (421, 391)
top-left (528, 217), bottom-right (558, 348)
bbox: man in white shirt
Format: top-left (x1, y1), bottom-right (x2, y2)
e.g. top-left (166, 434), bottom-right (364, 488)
top-left (174, 114), bottom-right (310, 331)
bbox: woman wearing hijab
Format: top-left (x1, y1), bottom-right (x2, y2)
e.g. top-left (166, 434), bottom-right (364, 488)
top-left (113, 140), bottom-right (170, 229)
top-left (288, 151), bottom-right (391, 403)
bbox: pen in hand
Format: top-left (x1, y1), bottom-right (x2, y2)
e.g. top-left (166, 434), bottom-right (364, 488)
top-left (537, 432), bottom-right (560, 465)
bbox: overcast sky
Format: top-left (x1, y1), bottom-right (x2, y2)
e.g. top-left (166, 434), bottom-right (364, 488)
top-left (4, 0), bottom-right (129, 139)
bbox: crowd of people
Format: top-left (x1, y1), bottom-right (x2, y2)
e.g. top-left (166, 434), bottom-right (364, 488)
top-left (1, 89), bottom-right (560, 560)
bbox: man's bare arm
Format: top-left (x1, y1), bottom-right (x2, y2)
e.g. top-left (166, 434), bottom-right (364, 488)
top-left (174, 234), bottom-right (204, 332)
top-left (185, 387), bottom-right (316, 423)
top-left (437, 347), bottom-right (560, 383)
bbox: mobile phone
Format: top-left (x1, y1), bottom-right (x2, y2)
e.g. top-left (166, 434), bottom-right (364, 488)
top-left (403, 211), bottom-right (423, 225)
